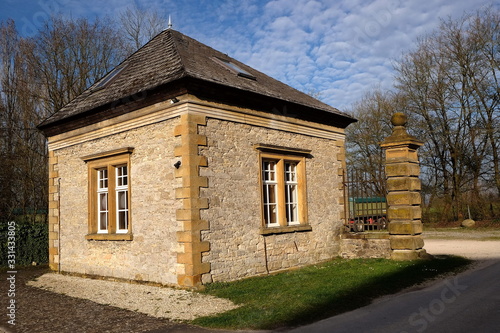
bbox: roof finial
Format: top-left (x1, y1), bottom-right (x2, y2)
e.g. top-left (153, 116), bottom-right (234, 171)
top-left (168, 15), bottom-right (173, 29)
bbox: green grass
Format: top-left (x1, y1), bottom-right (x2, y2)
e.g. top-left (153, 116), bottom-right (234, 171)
top-left (193, 256), bottom-right (472, 330)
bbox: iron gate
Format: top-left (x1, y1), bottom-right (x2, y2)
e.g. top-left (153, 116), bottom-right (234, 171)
top-left (343, 170), bottom-right (388, 232)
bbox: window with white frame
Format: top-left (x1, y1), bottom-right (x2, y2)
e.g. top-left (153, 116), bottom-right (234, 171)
top-left (97, 168), bottom-right (109, 233)
top-left (82, 148), bottom-right (133, 241)
top-left (284, 161), bottom-right (299, 225)
top-left (257, 144), bottom-right (310, 231)
top-left (115, 165), bottom-right (129, 233)
top-left (262, 160), bottom-right (279, 227)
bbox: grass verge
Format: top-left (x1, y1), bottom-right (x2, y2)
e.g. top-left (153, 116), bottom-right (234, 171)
top-left (193, 256), bottom-right (472, 330)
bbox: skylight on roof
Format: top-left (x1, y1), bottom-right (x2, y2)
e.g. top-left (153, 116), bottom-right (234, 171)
top-left (93, 65), bottom-right (127, 90)
top-left (213, 57), bottom-right (256, 80)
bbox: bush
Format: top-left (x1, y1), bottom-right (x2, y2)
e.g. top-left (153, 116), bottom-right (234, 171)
top-left (0, 220), bottom-right (48, 267)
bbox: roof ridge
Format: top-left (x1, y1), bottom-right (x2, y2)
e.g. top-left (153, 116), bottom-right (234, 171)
top-left (165, 29), bottom-right (187, 78)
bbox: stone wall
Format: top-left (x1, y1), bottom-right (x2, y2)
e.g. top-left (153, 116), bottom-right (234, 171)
top-left (53, 119), bottom-right (182, 285)
top-left (199, 118), bottom-right (345, 283)
top-left (339, 237), bottom-right (391, 259)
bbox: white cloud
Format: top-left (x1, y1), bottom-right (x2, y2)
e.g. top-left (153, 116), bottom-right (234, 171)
top-left (1, 0), bottom-right (496, 110)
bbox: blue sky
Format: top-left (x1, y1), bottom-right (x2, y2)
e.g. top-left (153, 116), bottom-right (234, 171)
top-left (0, 0), bottom-right (496, 111)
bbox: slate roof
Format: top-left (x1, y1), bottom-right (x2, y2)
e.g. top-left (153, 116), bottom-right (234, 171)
top-left (38, 29), bottom-right (355, 133)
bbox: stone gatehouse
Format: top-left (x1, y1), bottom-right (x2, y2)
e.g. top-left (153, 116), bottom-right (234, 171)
top-left (38, 29), bottom-right (357, 288)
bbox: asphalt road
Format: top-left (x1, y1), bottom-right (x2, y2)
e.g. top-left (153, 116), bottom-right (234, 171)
top-left (289, 239), bottom-right (500, 333)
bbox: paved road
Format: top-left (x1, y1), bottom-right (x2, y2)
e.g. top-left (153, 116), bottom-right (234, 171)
top-left (289, 239), bottom-right (500, 333)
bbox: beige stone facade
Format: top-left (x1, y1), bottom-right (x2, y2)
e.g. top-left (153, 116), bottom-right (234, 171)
top-left (198, 118), bottom-right (346, 282)
top-left (46, 98), bottom-right (350, 287)
top-left (50, 117), bottom-right (182, 285)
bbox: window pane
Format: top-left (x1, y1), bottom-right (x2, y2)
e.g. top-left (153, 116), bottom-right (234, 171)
top-left (262, 160), bottom-right (278, 226)
top-left (118, 211), bottom-right (127, 230)
top-left (285, 162), bottom-right (299, 224)
top-left (263, 161), bottom-right (276, 181)
top-left (117, 191), bottom-right (127, 209)
top-left (285, 162), bottom-right (297, 182)
top-left (100, 212), bottom-right (108, 230)
top-left (117, 165), bottom-right (128, 187)
top-left (98, 168), bottom-right (108, 189)
top-left (99, 193), bottom-right (108, 210)
top-left (116, 189), bottom-right (128, 231)
top-left (98, 192), bottom-right (108, 232)
top-left (266, 203), bottom-right (277, 225)
top-left (286, 184), bottom-right (298, 223)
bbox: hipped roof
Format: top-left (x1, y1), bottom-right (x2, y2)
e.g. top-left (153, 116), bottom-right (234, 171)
top-left (38, 29), bottom-right (355, 135)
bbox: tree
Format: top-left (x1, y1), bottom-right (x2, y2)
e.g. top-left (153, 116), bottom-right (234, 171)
top-left (28, 16), bottom-right (126, 115)
top-left (0, 20), bottom-right (47, 221)
top-left (348, 8), bottom-right (500, 222)
top-left (119, 4), bottom-right (168, 52)
top-left (394, 8), bottom-right (500, 221)
top-left (345, 89), bottom-right (404, 197)
top-left (0, 16), bottom-right (128, 222)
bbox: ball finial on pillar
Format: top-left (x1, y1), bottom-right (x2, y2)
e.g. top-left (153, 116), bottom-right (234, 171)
top-left (391, 112), bottom-right (407, 127)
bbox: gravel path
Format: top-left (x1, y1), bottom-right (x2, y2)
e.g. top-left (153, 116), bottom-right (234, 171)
top-left (27, 273), bottom-right (239, 321)
top-left (0, 267), bottom-right (240, 333)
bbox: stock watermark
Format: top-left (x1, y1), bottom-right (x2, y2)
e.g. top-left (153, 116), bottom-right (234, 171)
top-left (401, 276), bottom-right (468, 333)
top-left (5, 221), bottom-right (17, 327)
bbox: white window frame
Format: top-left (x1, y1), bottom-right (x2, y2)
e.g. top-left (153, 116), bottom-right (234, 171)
top-left (82, 147), bottom-right (134, 241)
top-left (284, 161), bottom-right (300, 225)
top-left (257, 147), bottom-right (309, 230)
top-left (97, 168), bottom-right (109, 233)
top-left (262, 160), bottom-right (280, 227)
top-left (115, 165), bottom-right (129, 234)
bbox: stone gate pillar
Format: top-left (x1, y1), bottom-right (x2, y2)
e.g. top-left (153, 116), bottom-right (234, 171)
top-left (380, 113), bottom-right (427, 260)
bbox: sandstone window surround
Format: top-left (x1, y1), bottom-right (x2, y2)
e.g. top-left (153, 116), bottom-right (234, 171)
top-left (81, 147), bottom-right (134, 241)
top-left (255, 144), bottom-right (312, 235)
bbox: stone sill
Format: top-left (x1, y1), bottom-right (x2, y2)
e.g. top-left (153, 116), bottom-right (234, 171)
top-left (341, 232), bottom-right (390, 240)
top-left (260, 225), bottom-right (312, 235)
top-left (86, 233), bottom-right (134, 241)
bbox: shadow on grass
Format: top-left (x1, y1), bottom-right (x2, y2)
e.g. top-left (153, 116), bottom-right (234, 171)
top-left (193, 256), bottom-right (472, 330)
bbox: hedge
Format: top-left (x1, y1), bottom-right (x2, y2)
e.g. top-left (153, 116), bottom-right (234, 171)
top-left (0, 221), bottom-right (48, 267)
